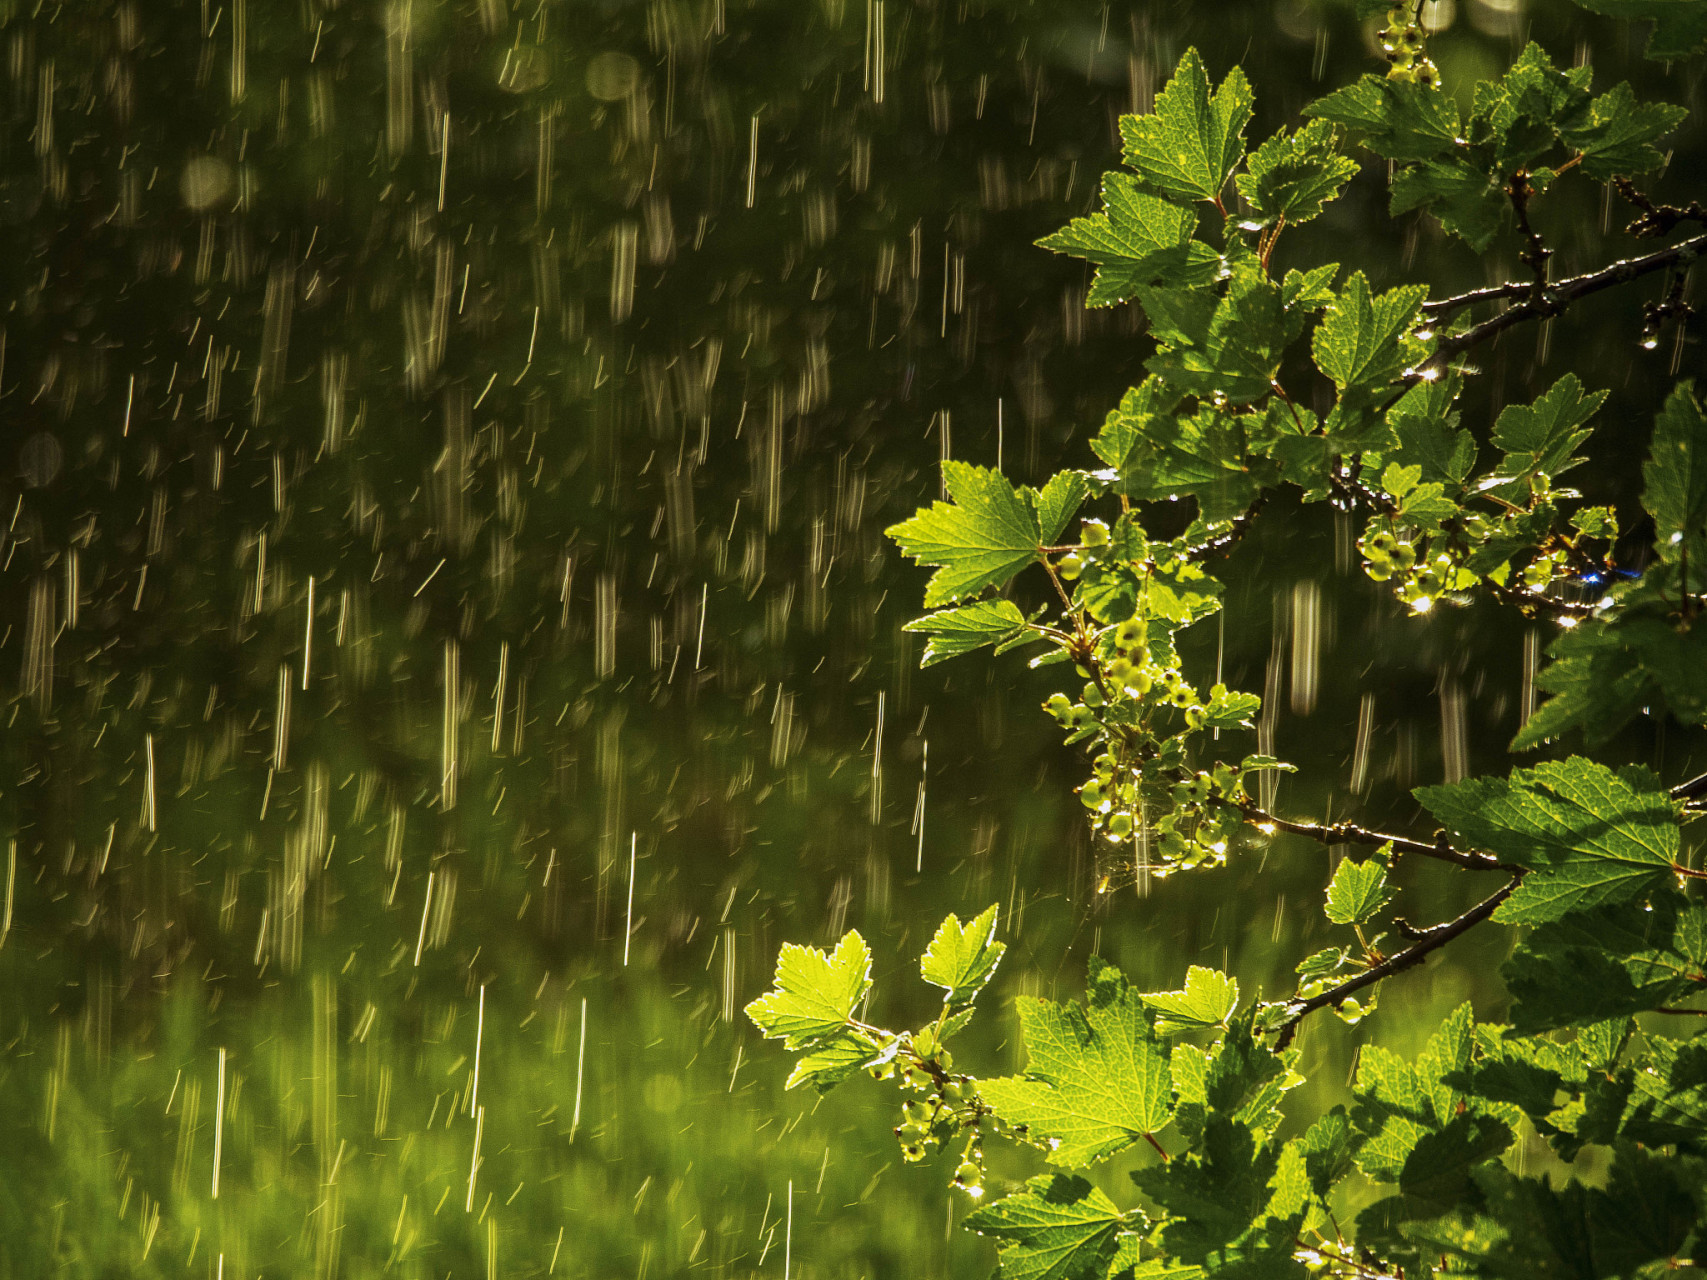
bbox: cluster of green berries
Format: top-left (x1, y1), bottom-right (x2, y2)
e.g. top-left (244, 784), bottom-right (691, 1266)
top-left (875, 1025), bottom-right (986, 1171)
top-left (1081, 757), bottom-right (1241, 870)
top-left (1360, 529), bottom-right (1474, 613)
top-left (1521, 548), bottom-right (1571, 590)
top-left (1053, 518), bottom-right (1112, 582)
top-left (1378, 3), bottom-right (1438, 87)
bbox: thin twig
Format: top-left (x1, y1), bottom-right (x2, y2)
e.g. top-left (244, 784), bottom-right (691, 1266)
top-left (1273, 877), bottom-right (1523, 1048)
top-left (1421, 232), bottom-right (1707, 373)
top-left (1234, 800), bottom-right (1518, 872)
top-left (1177, 496), bottom-right (1269, 563)
top-left (1672, 771), bottom-right (1707, 803)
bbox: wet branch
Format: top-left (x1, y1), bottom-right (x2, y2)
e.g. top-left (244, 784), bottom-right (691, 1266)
top-left (1234, 800), bottom-right (1518, 873)
top-left (1273, 876), bottom-right (1523, 1049)
top-left (1421, 231), bottom-right (1707, 373)
top-left (1670, 771), bottom-right (1707, 804)
top-left (1177, 496), bottom-right (1269, 563)
top-left (1614, 177), bottom-right (1707, 239)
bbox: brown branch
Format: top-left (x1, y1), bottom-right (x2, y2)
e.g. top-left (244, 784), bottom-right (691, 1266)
top-left (1672, 771), bottom-right (1707, 803)
top-left (1508, 170), bottom-right (1552, 301)
top-left (1234, 800), bottom-right (1518, 873)
top-left (1422, 232), bottom-right (1707, 374)
top-left (1479, 574), bottom-right (1599, 619)
top-left (1177, 496), bottom-right (1269, 563)
top-left (1273, 877), bottom-right (1523, 1049)
top-left (1421, 280), bottom-right (1535, 319)
top-left (1614, 177), bottom-right (1707, 239)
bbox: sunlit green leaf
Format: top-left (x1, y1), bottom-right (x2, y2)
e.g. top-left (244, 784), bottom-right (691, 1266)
top-left (1119, 49), bottom-right (1253, 205)
top-left (919, 904), bottom-right (1006, 1007)
top-left (887, 462), bottom-right (1042, 606)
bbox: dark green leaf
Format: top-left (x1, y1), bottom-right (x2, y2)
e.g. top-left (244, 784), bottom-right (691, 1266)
top-left (1312, 272), bottom-right (1428, 392)
top-left (1491, 374), bottom-right (1605, 487)
top-left (1038, 172), bottom-right (1220, 306)
top-left (1032, 471), bottom-right (1093, 546)
top-left (963, 1174), bottom-right (1126, 1280)
top-left (1569, 0), bottom-right (1707, 59)
top-left (1643, 380), bottom-right (1707, 566)
top-left (1390, 160), bottom-right (1507, 251)
top-left (1305, 75), bottom-right (1462, 163)
top-left (1235, 119), bottom-right (1359, 226)
top-left (1416, 759), bottom-right (1679, 923)
top-left (1562, 82), bottom-right (1688, 180)
top-left (1119, 49), bottom-right (1253, 205)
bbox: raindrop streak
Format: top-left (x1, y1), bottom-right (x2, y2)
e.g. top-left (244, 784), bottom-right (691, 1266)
top-left (469, 985), bottom-right (485, 1116)
top-left (569, 998), bottom-right (587, 1143)
top-left (623, 832), bottom-right (637, 966)
top-left (465, 1104), bottom-right (484, 1212)
top-left (870, 691), bottom-right (885, 825)
top-left (1, 839), bottom-right (13, 949)
top-left (912, 739), bottom-right (928, 872)
top-left (211, 1047), bottom-right (226, 1199)
top-left (301, 576), bottom-right (315, 691)
top-left (143, 734), bottom-right (157, 832)
top-left (413, 871), bottom-right (436, 967)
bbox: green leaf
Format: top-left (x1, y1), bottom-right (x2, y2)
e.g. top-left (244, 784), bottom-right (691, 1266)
top-left (1142, 967), bottom-right (1239, 1035)
top-left (1324, 856), bottom-right (1392, 926)
top-left (1305, 75), bottom-right (1462, 163)
top-left (745, 930), bottom-right (872, 1050)
top-left (1562, 82), bottom-right (1688, 180)
top-left (1490, 374), bottom-right (1605, 487)
top-left (919, 905), bottom-right (1006, 1008)
top-left (1389, 159), bottom-right (1507, 251)
top-left (1398, 1113), bottom-right (1514, 1205)
top-left (980, 957), bottom-right (1174, 1166)
top-left (1513, 602), bottom-right (1707, 749)
top-left (1643, 380), bottom-right (1707, 566)
top-left (1312, 272), bottom-right (1428, 393)
top-left (1416, 759), bottom-right (1680, 924)
top-left (887, 461), bottom-right (1042, 606)
top-left (1091, 378), bottom-right (1185, 474)
top-left (784, 1029), bottom-right (888, 1092)
top-left (1142, 270), bottom-right (1289, 404)
top-left (1119, 49), bottom-right (1253, 205)
top-left (1569, 0), bottom-right (1707, 59)
top-left (904, 600), bottom-right (1030, 667)
top-left (1387, 374), bottom-right (1475, 487)
top-left (1234, 119), bottom-right (1360, 227)
top-left (1281, 263), bottom-right (1340, 314)
top-left (962, 1174), bottom-right (1125, 1280)
top-left (1038, 172), bottom-right (1220, 307)
top-left (1471, 42), bottom-right (1592, 172)
top-left (1032, 471), bottom-right (1092, 546)
top-left (1504, 895), bottom-right (1707, 1032)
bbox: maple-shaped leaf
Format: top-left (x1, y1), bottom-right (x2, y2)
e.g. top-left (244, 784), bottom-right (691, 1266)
top-left (1416, 759), bottom-right (1680, 924)
top-left (902, 600), bottom-right (1030, 667)
top-left (745, 930), bottom-right (871, 1050)
top-left (919, 904), bottom-right (1006, 1008)
top-left (887, 461), bottom-right (1042, 606)
top-left (1489, 374), bottom-right (1606, 489)
top-left (980, 957), bottom-right (1174, 1166)
top-left (1643, 380), bottom-right (1707, 566)
top-left (1143, 966), bottom-right (1239, 1036)
top-left (1037, 172), bottom-right (1219, 306)
top-left (1324, 855), bottom-right (1392, 926)
top-left (1562, 82), bottom-right (1688, 180)
top-left (1119, 48), bottom-right (1253, 206)
top-left (1570, 0), bottom-right (1707, 59)
top-left (1305, 75), bottom-right (1462, 163)
top-left (1389, 159), bottom-right (1507, 251)
top-left (963, 1174), bottom-right (1127, 1280)
top-left (1312, 271), bottom-right (1428, 393)
top-left (1235, 119), bottom-right (1359, 227)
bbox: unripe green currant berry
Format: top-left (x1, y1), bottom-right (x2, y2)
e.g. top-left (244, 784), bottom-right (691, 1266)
top-left (1184, 705), bottom-right (1207, 730)
top-left (1168, 685), bottom-right (1195, 709)
top-left (1107, 657), bottom-right (1136, 686)
top-left (1106, 812), bottom-right (1134, 839)
top-left (1082, 682), bottom-right (1104, 708)
top-left (1368, 530), bottom-right (1398, 554)
top-left (1080, 781), bottom-right (1105, 810)
top-left (1115, 618), bottom-right (1145, 648)
top-left (1046, 692), bottom-right (1072, 717)
top-left (1081, 519), bottom-right (1110, 547)
top-left (1057, 552), bottom-right (1085, 580)
top-left (1366, 561), bottom-right (1394, 582)
top-left (955, 1161), bottom-right (982, 1187)
top-left (1393, 542), bottom-right (1418, 569)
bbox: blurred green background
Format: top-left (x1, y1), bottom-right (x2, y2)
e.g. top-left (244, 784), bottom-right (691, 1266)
top-left (0, 0), bottom-right (1701, 1275)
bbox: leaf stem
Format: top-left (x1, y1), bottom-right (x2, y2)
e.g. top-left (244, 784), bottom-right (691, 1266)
top-left (1273, 876), bottom-right (1523, 1049)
